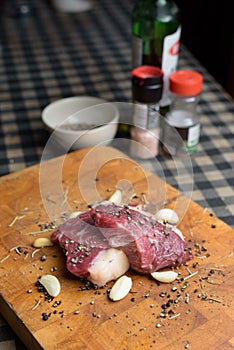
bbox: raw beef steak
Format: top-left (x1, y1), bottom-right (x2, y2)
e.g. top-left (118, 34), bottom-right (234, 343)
top-left (91, 202), bottom-right (192, 274)
top-left (51, 212), bottom-right (129, 286)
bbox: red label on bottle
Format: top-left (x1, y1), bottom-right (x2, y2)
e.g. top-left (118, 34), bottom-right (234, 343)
top-left (169, 39), bottom-right (180, 56)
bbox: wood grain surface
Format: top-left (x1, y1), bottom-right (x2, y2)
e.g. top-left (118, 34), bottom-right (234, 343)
top-left (0, 146), bottom-right (233, 350)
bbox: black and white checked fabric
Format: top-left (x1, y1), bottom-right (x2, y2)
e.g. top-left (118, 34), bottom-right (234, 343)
top-left (0, 0), bottom-right (133, 176)
top-left (0, 0), bottom-right (234, 348)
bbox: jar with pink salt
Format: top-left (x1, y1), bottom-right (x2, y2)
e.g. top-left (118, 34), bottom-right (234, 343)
top-left (130, 65), bottom-right (163, 159)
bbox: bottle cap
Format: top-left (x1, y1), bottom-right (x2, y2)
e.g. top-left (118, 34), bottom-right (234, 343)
top-left (131, 66), bottom-right (163, 103)
top-left (169, 70), bottom-right (203, 96)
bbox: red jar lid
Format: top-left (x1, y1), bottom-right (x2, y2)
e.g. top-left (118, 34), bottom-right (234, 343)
top-left (131, 65), bottom-right (163, 103)
top-left (131, 65), bottom-right (163, 80)
top-left (169, 70), bottom-right (203, 95)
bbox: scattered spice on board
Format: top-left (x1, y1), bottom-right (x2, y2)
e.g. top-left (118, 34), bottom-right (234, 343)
top-left (24, 221), bottom-right (57, 236)
top-left (8, 215), bottom-right (25, 227)
top-left (42, 312), bottom-right (51, 321)
top-left (0, 245), bottom-right (36, 263)
top-left (1, 194), bottom-right (231, 346)
top-left (31, 299), bottom-right (41, 311)
top-left (61, 186), bottom-right (69, 206)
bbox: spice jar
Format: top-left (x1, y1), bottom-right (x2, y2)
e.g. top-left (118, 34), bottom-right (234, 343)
top-left (163, 70), bottom-right (203, 156)
top-left (130, 65), bottom-right (163, 159)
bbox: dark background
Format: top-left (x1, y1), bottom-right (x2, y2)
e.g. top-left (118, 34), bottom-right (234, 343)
top-left (174, 0), bottom-right (234, 99)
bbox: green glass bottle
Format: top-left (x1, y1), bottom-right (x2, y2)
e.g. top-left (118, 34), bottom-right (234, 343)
top-left (132, 0), bottom-right (181, 112)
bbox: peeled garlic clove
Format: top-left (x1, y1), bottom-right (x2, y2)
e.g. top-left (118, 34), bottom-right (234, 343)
top-left (155, 208), bottom-right (179, 225)
top-left (173, 227), bottom-right (185, 241)
top-left (69, 211), bottom-right (82, 219)
top-left (151, 270), bottom-right (178, 283)
top-left (33, 237), bottom-right (54, 248)
top-left (109, 275), bottom-right (132, 301)
top-left (108, 189), bottom-right (122, 205)
top-left (39, 274), bottom-right (61, 297)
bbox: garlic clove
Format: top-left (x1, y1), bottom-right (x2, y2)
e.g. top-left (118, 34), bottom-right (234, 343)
top-left (33, 237), bottom-right (54, 248)
top-left (151, 270), bottom-right (178, 283)
top-left (173, 227), bottom-right (185, 241)
top-left (155, 208), bottom-right (179, 225)
top-left (69, 211), bottom-right (82, 219)
top-left (108, 189), bottom-right (122, 205)
top-left (39, 274), bottom-right (61, 297)
top-left (109, 275), bottom-right (132, 301)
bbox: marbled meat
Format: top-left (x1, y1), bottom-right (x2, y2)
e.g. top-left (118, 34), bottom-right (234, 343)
top-left (51, 202), bottom-right (192, 286)
top-left (91, 202), bottom-right (193, 274)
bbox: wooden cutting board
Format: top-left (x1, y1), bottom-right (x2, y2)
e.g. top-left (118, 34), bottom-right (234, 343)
top-left (0, 146), bottom-right (233, 350)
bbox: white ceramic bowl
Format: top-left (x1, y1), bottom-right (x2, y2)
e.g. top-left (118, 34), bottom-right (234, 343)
top-left (42, 96), bottom-right (119, 150)
top-left (52, 0), bottom-right (92, 13)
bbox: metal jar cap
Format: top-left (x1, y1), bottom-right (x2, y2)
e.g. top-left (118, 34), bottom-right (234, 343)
top-left (131, 66), bottom-right (163, 104)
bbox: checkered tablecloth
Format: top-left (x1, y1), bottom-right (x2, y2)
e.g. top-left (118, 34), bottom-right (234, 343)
top-left (0, 0), bottom-right (234, 348)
